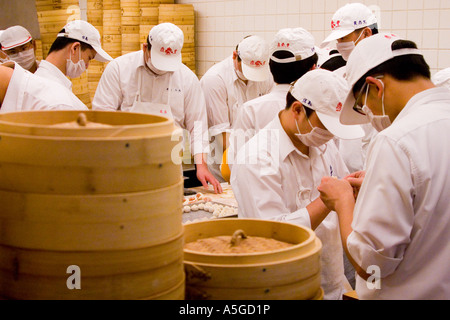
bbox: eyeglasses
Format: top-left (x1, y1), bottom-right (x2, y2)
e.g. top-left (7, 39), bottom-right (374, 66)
top-left (352, 82), bottom-right (368, 115)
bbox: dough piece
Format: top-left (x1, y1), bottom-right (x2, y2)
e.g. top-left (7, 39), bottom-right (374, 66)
top-left (183, 206), bottom-right (191, 213)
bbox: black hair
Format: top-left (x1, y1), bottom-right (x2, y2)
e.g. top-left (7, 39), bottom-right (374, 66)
top-left (270, 51), bottom-right (318, 84)
top-left (352, 39), bottom-right (431, 95)
top-left (48, 28), bottom-right (94, 55)
top-left (320, 50), bottom-right (346, 72)
top-left (284, 91), bottom-right (315, 119)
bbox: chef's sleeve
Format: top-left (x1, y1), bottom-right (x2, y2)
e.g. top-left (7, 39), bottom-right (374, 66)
top-left (92, 60), bottom-right (123, 111)
top-left (183, 74), bottom-right (210, 156)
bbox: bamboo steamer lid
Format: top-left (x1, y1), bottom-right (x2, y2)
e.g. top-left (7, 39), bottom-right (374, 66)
top-left (0, 111), bottom-right (182, 194)
top-left (184, 219), bottom-right (323, 300)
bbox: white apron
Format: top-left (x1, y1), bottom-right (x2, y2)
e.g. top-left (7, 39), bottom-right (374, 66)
top-left (130, 68), bottom-right (174, 120)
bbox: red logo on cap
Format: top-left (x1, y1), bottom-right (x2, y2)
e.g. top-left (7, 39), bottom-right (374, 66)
top-left (336, 102), bottom-right (342, 112)
top-left (250, 60), bottom-right (266, 67)
top-left (331, 20), bottom-right (341, 30)
top-left (161, 47), bottom-right (177, 55)
top-left (384, 33), bottom-right (397, 40)
top-left (277, 43), bottom-right (290, 48)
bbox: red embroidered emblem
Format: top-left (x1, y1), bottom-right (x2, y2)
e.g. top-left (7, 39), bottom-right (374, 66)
top-left (331, 20), bottom-right (341, 30)
top-left (161, 47), bottom-right (176, 55)
top-left (250, 60), bottom-right (265, 67)
top-left (336, 102), bottom-right (342, 112)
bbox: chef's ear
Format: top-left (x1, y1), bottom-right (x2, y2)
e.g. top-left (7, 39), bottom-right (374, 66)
top-left (291, 101), bottom-right (304, 117)
top-left (70, 42), bottom-right (81, 55)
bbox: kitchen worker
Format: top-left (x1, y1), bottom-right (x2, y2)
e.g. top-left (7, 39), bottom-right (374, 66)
top-left (321, 2), bottom-right (379, 174)
top-left (231, 69), bottom-right (365, 300)
top-left (200, 35), bottom-right (274, 182)
top-left (36, 20), bottom-right (112, 93)
top-left (92, 23), bottom-right (222, 194)
top-left (432, 67), bottom-right (450, 90)
top-left (226, 28), bottom-right (318, 174)
top-left (318, 49), bottom-right (346, 72)
top-left (0, 61), bottom-right (88, 112)
top-left (318, 34), bottom-right (450, 300)
top-left (0, 26), bottom-right (40, 73)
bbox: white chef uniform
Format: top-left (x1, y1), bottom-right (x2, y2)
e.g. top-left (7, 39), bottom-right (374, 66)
top-left (34, 60), bottom-right (88, 111)
top-left (1, 62), bottom-right (88, 113)
top-left (348, 87), bottom-right (450, 300)
top-left (92, 50), bottom-right (209, 156)
top-left (200, 55), bottom-right (274, 179)
top-left (227, 84), bottom-right (290, 170)
top-left (230, 114), bottom-right (351, 300)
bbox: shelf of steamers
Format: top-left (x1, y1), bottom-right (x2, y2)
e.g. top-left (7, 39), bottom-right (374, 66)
top-left (182, 183), bottom-right (238, 224)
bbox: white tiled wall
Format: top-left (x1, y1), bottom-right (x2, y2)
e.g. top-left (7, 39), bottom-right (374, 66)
top-left (176, 0), bottom-right (450, 78)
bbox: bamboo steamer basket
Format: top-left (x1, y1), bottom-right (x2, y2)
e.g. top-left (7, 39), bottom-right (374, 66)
top-left (103, 0), bottom-right (120, 10)
top-left (0, 232), bottom-right (184, 300)
top-left (35, 0), bottom-right (79, 11)
top-left (184, 219), bottom-right (323, 300)
top-left (0, 110), bottom-right (184, 300)
top-left (0, 183), bottom-right (183, 251)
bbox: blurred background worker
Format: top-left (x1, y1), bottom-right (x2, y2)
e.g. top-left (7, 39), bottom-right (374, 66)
top-left (225, 28), bottom-right (318, 176)
top-left (0, 61), bottom-right (88, 113)
top-left (231, 69), bottom-right (364, 300)
top-left (36, 20), bottom-right (112, 92)
top-left (200, 35), bottom-right (274, 182)
top-left (0, 25), bottom-right (39, 73)
top-left (321, 2), bottom-right (379, 175)
top-left (318, 34), bottom-right (450, 300)
top-left (318, 48), bottom-right (346, 72)
top-left (92, 22), bottom-right (222, 194)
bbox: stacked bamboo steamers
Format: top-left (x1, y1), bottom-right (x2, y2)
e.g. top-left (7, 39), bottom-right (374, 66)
top-left (0, 111), bottom-right (184, 300)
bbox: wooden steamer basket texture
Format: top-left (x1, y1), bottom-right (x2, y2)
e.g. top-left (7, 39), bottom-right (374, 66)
top-left (184, 219), bottom-right (323, 300)
top-left (0, 110), bottom-right (185, 300)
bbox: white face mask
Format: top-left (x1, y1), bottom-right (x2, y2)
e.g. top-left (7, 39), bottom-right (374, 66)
top-left (361, 78), bottom-right (391, 132)
top-left (66, 48), bottom-right (86, 79)
top-left (336, 30), bottom-right (365, 61)
top-left (146, 57), bottom-right (168, 76)
top-left (295, 109), bottom-right (334, 147)
top-left (9, 48), bottom-right (36, 70)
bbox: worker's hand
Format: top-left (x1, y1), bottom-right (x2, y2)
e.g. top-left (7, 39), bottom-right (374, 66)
top-left (318, 176), bottom-right (355, 213)
top-left (344, 170), bottom-right (366, 199)
top-left (196, 163), bottom-right (223, 194)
